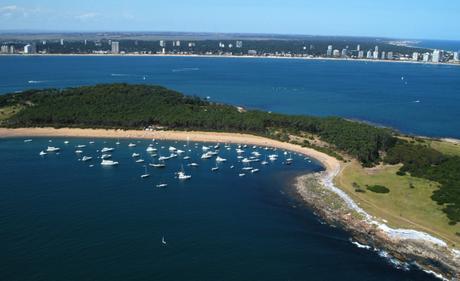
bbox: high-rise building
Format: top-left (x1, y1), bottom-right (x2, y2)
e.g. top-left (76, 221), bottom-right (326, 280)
top-left (1, 45), bottom-right (9, 53)
top-left (387, 52), bottom-right (393, 60)
top-left (432, 49), bottom-right (441, 63)
top-left (381, 51), bottom-right (386, 60)
top-left (60, 38), bottom-right (64, 46)
top-left (375, 46), bottom-right (379, 52)
top-left (218, 42), bottom-right (225, 48)
top-left (454, 52), bottom-right (459, 62)
top-left (423, 53), bottom-right (430, 62)
top-left (366, 50), bottom-right (373, 59)
top-left (236, 41), bottom-right (243, 48)
top-left (357, 44), bottom-right (361, 51)
top-left (373, 50), bottom-right (379, 59)
top-left (326, 45), bottom-right (333, 57)
top-left (358, 50), bottom-right (364, 59)
top-left (341, 48), bottom-right (348, 57)
top-left (159, 40), bottom-right (165, 47)
top-left (9, 45), bottom-right (14, 54)
top-left (24, 44), bottom-right (36, 54)
top-left (412, 52), bottom-right (419, 61)
top-left (188, 42), bottom-right (196, 48)
top-left (111, 41), bottom-right (120, 54)
top-left (333, 49), bottom-right (340, 57)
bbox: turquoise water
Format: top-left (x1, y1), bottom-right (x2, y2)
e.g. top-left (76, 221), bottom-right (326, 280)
top-left (0, 138), bottom-right (438, 280)
top-left (0, 56), bottom-right (459, 138)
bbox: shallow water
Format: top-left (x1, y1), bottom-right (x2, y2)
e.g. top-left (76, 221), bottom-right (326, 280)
top-left (0, 138), bottom-right (438, 280)
top-left (0, 56), bottom-right (459, 138)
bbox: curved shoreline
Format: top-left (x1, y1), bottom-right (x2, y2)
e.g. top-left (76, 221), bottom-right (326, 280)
top-left (1, 127), bottom-right (459, 279)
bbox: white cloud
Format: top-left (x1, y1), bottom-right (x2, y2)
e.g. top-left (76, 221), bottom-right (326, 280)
top-left (75, 12), bottom-right (99, 21)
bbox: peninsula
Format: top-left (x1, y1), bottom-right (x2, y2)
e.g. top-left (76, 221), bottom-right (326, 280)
top-left (1, 83), bottom-right (459, 279)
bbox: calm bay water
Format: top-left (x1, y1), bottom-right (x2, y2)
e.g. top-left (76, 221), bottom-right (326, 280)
top-left (0, 138), bottom-right (438, 281)
top-left (0, 56), bottom-right (459, 138)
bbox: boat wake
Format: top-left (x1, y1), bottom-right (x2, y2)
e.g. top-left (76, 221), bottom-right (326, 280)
top-left (172, 67), bottom-right (200, 73)
top-left (28, 80), bottom-right (50, 84)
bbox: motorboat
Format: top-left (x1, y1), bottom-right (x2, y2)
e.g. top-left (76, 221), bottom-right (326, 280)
top-left (101, 159), bottom-right (119, 166)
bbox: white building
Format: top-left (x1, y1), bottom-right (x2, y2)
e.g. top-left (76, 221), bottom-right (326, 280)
top-left (454, 52), bottom-right (459, 62)
top-left (366, 50), bottom-right (373, 59)
top-left (358, 50), bottom-right (364, 59)
top-left (373, 50), bottom-right (379, 59)
top-left (236, 41), bottom-right (243, 48)
top-left (111, 41), bottom-right (120, 54)
top-left (341, 48), bottom-right (348, 57)
top-left (60, 38), bottom-right (64, 46)
top-left (412, 52), bottom-right (419, 61)
top-left (0, 45), bottom-right (9, 53)
top-left (159, 40), bottom-right (165, 47)
top-left (327, 45), bottom-right (333, 57)
top-left (387, 52), bottom-right (393, 60)
top-left (24, 44), bottom-right (36, 54)
top-left (381, 51), bottom-right (386, 60)
top-left (432, 49), bottom-right (441, 63)
top-left (423, 53), bottom-right (430, 62)
top-left (357, 44), bottom-right (361, 51)
top-left (333, 49), bottom-right (340, 57)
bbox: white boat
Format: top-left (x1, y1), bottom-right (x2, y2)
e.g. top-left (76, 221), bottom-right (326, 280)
top-left (64, 141), bottom-right (69, 144)
top-left (237, 155), bottom-right (244, 159)
top-left (183, 156), bottom-right (191, 160)
top-left (128, 143), bottom-right (137, 147)
top-left (169, 153), bottom-right (178, 158)
top-left (101, 160), bottom-right (119, 166)
top-left (242, 167), bottom-right (253, 171)
top-left (168, 146), bottom-right (177, 152)
top-left (251, 169), bottom-right (260, 173)
top-left (89, 141), bottom-right (95, 144)
top-left (136, 159), bottom-right (145, 163)
top-left (158, 155), bottom-right (171, 161)
top-left (261, 161), bottom-right (269, 165)
top-left (162, 236), bottom-right (167, 245)
top-left (76, 144), bottom-right (86, 148)
top-left (236, 148), bottom-right (245, 154)
top-left (177, 165), bottom-right (191, 180)
top-left (39, 150), bottom-right (47, 156)
top-left (208, 151), bottom-right (218, 156)
top-left (82, 156), bottom-right (92, 162)
top-left (46, 146), bottom-right (60, 152)
top-left (201, 152), bottom-right (213, 159)
top-left (156, 183), bottom-right (168, 188)
top-left (176, 149), bottom-right (185, 154)
top-left (150, 163), bottom-right (166, 168)
top-left (24, 139), bottom-right (33, 143)
top-left (202, 145), bottom-right (210, 151)
top-left (101, 154), bottom-right (112, 159)
top-left (211, 167), bottom-right (219, 172)
top-left (188, 162), bottom-right (199, 167)
top-left (230, 165), bottom-right (235, 169)
top-left (251, 151), bottom-right (261, 157)
top-left (241, 158), bottom-right (251, 163)
top-left (101, 147), bottom-right (115, 153)
top-left (75, 150), bottom-right (83, 154)
top-left (146, 146), bottom-right (157, 153)
top-left (216, 156), bottom-right (227, 162)
top-left (132, 152), bottom-right (141, 158)
top-left (141, 166), bottom-right (150, 178)
top-left (239, 173), bottom-right (246, 177)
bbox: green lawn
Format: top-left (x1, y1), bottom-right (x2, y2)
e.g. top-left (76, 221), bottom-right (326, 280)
top-left (336, 161), bottom-right (460, 248)
top-left (0, 105), bottom-right (23, 121)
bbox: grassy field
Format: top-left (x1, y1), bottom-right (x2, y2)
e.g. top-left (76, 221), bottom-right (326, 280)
top-left (0, 105), bottom-right (23, 121)
top-left (399, 136), bottom-right (460, 157)
top-left (336, 160), bottom-right (460, 248)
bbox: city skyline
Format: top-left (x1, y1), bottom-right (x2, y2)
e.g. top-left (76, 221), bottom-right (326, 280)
top-left (0, 0), bottom-right (459, 41)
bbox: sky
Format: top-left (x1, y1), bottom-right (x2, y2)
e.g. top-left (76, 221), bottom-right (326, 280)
top-left (0, 0), bottom-right (459, 40)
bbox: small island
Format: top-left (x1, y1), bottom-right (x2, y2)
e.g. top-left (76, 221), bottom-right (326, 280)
top-left (1, 83), bottom-right (459, 279)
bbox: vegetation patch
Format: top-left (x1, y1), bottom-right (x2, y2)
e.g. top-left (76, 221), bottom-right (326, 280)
top-left (366, 185), bottom-right (390, 194)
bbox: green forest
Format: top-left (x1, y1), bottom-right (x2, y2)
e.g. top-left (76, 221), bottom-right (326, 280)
top-left (0, 83), bottom-right (458, 223)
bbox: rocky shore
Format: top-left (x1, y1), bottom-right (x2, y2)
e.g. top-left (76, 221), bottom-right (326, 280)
top-left (296, 173), bottom-right (460, 280)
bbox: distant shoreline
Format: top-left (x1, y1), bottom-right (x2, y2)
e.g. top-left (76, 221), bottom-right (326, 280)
top-left (1, 53), bottom-right (460, 67)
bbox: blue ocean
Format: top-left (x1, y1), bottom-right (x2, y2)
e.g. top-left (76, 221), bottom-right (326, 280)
top-left (0, 137), bottom-right (438, 281)
top-left (0, 56), bottom-right (454, 280)
top-left (0, 56), bottom-right (459, 138)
